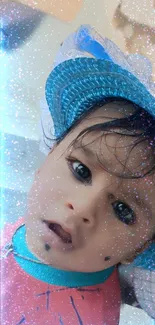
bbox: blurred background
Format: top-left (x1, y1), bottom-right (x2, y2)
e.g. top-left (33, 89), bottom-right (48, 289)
top-left (0, 0), bottom-right (155, 324)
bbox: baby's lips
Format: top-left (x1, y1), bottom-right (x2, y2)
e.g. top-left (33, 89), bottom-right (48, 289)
top-left (43, 220), bottom-right (73, 244)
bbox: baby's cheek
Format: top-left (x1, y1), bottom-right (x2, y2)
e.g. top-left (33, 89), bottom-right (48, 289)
top-left (97, 230), bottom-right (124, 261)
top-left (27, 180), bottom-right (45, 215)
top-left (108, 229), bottom-right (135, 260)
top-left (124, 222), bottom-right (151, 253)
top-left (27, 177), bottom-right (62, 217)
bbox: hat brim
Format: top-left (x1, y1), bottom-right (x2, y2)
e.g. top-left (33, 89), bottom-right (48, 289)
top-left (45, 58), bottom-right (155, 139)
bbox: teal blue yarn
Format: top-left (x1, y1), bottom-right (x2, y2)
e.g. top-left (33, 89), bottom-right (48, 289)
top-left (13, 225), bottom-right (115, 287)
top-left (45, 58), bottom-right (155, 140)
top-left (131, 243), bottom-right (155, 271)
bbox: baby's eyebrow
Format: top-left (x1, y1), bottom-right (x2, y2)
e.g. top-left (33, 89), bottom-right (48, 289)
top-left (124, 189), bottom-right (147, 207)
top-left (80, 146), bottom-right (105, 163)
top-left (124, 190), bottom-right (152, 220)
top-left (80, 146), bottom-right (96, 157)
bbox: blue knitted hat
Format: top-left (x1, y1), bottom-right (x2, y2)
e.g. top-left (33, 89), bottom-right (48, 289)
top-left (45, 25), bottom-right (155, 140)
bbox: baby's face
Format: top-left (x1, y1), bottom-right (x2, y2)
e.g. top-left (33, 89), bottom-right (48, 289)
top-left (25, 102), bottom-right (155, 272)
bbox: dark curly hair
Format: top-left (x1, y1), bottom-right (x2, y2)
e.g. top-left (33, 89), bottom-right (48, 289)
top-left (43, 97), bottom-right (155, 180)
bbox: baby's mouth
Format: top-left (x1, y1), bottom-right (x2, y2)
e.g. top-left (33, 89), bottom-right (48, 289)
top-left (43, 221), bottom-right (72, 244)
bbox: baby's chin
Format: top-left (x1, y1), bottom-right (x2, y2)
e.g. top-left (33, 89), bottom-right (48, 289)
top-left (26, 228), bottom-right (115, 273)
top-left (36, 254), bottom-right (112, 273)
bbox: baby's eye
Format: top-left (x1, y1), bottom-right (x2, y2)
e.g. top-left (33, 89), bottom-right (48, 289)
top-left (112, 201), bottom-right (136, 225)
top-left (68, 159), bottom-right (92, 184)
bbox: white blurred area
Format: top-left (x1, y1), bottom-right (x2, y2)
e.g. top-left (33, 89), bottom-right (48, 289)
top-left (0, 1), bottom-right (154, 324)
top-left (0, 0), bottom-right (127, 220)
top-left (120, 304), bottom-right (155, 325)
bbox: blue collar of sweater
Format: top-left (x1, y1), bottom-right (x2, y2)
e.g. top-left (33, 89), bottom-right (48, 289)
top-left (13, 224), bottom-right (115, 287)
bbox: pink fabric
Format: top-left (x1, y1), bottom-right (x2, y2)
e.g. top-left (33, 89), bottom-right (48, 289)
top-left (0, 219), bottom-right (121, 324)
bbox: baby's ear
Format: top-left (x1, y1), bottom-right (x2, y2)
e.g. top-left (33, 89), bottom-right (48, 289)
top-left (48, 143), bottom-right (57, 155)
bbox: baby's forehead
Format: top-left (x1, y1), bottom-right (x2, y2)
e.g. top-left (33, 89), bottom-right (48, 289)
top-left (67, 101), bottom-right (136, 149)
top-left (84, 101), bottom-right (136, 123)
top-left (70, 129), bottom-right (149, 177)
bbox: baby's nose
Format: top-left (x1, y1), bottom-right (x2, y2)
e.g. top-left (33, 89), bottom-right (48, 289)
top-left (65, 201), bottom-right (95, 227)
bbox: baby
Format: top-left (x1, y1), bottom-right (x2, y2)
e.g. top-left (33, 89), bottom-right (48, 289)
top-left (1, 25), bottom-right (155, 325)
